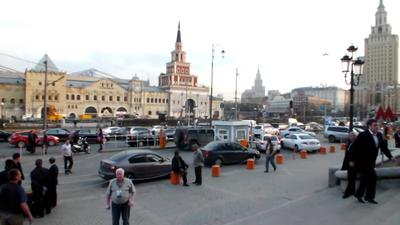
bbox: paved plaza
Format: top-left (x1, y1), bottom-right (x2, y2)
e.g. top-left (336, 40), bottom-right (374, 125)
top-left (0, 139), bottom-right (399, 225)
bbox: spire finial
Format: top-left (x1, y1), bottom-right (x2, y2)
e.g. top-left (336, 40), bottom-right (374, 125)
top-left (379, 0), bottom-right (384, 8)
top-left (176, 21), bottom-right (181, 43)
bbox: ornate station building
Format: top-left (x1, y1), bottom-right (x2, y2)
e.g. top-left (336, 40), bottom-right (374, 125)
top-left (0, 24), bottom-right (223, 120)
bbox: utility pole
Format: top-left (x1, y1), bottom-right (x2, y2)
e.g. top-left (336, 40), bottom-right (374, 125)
top-left (43, 58), bottom-right (48, 154)
top-left (235, 68), bottom-right (238, 121)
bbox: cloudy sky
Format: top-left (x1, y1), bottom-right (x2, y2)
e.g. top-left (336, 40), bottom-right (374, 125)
top-left (0, 0), bottom-right (399, 100)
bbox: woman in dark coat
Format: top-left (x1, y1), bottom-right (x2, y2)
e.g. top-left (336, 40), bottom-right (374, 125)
top-left (171, 151), bottom-right (189, 186)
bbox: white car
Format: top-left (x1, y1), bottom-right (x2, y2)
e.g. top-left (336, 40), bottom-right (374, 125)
top-left (254, 134), bottom-right (281, 152)
top-left (281, 133), bottom-right (321, 153)
top-left (280, 126), bottom-right (316, 138)
top-left (103, 127), bottom-right (120, 135)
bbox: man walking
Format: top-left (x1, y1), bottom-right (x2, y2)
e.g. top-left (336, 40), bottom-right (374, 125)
top-left (106, 168), bottom-right (136, 225)
top-left (48, 157), bottom-right (59, 208)
top-left (192, 144), bottom-right (204, 186)
top-left (61, 140), bottom-right (73, 174)
top-left (350, 119), bottom-right (396, 204)
top-left (27, 130), bottom-right (38, 153)
top-left (0, 169), bottom-right (34, 225)
top-left (172, 151), bottom-right (189, 187)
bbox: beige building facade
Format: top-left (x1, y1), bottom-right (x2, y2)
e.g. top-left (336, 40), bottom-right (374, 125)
top-left (0, 24), bottom-right (223, 120)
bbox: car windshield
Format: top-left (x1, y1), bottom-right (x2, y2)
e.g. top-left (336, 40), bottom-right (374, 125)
top-left (254, 126), bottom-right (262, 129)
top-left (298, 135), bottom-right (314, 140)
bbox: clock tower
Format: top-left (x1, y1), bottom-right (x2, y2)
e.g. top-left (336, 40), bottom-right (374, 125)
top-left (159, 23), bottom-right (217, 120)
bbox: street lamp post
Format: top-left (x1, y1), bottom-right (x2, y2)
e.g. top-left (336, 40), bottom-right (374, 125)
top-left (209, 44), bottom-right (225, 127)
top-left (340, 45), bottom-right (364, 131)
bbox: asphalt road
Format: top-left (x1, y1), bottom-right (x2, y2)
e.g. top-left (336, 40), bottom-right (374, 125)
top-left (0, 137), bottom-right (399, 225)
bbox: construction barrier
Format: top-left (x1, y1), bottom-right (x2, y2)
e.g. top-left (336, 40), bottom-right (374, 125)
top-left (300, 150), bottom-right (307, 159)
top-left (159, 129), bottom-right (166, 149)
top-left (246, 158), bottom-right (255, 170)
top-left (320, 146), bottom-right (327, 154)
top-left (329, 146), bottom-right (336, 153)
top-left (170, 172), bottom-right (180, 185)
top-left (340, 143), bottom-right (346, 151)
top-left (212, 165), bottom-right (221, 177)
top-left (276, 154), bottom-right (284, 164)
top-left (240, 139), bottom-right (249, 148)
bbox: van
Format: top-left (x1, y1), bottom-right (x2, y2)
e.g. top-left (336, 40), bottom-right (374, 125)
top-left (174, 127), bottom-right (214, 150)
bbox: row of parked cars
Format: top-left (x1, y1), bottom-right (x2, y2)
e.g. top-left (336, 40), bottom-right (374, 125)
top-left (0, 128), bottom-right (104, 149)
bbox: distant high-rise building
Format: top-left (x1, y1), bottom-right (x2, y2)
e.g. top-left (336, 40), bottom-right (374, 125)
top-left (356, 0), bottom-right (399, 113)
top-left (241, 68), bottom-right (266, 104)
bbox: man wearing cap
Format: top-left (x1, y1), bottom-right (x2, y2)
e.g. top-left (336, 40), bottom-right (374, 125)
top-left (192, 144), bottom-right (204, 185)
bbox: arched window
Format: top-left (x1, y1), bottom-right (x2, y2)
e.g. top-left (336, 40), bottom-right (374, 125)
top-left (66, 94), bottom-right (69, 100)
top-left (71, 94), bottom-right (75, 100)
top-left (94, 95), bottom-right (97, 101)
top-left (10, 98), bottom-right (15, 104)
top-left (117, 96), bottom-right (120, 101)
top-left (148, 111), bottom-right (152, 115)
top-left (19, 99), bottom-right (23, 104)
top-left (86, 95), bottom-right (89, 100)
top-left (77, 95), bottom-right (81, 100)
top-left (109, 96), bottom-right (113, 101)
top-left (124, 96), bottom-right (127, 102)
top-left (102, 96), bottom-right (105, 101)
top-left (151, 98), bottom-right (154, 103)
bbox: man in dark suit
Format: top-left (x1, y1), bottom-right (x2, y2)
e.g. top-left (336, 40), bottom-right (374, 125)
top-left (48, 157), bottom-right (59, 208)
top-left (171, 151), bottom-right (189, 187)
top-left (341, 132), bottom-right (357, 199)
top-left (349, 119), bottom-right (396, 204)
top-left (30, 159), bottom-right (50, 217)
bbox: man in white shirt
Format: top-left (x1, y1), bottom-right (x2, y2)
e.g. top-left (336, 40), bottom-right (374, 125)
top-left (60, 140), bottom-right (73, 174)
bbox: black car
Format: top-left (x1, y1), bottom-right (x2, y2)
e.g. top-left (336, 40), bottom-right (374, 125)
top-left (0, 129), bottom-right (12, 142)
top-left (70, 129), bottom-right (102, 144)
top-left (174, 127), bottom-right (214, 150)
top-left (98, 150), bottom-right (171, 181)
top-left (201, 141), bottom-right (260, 166)
top-left (46, 128), bottom-right (71, 141)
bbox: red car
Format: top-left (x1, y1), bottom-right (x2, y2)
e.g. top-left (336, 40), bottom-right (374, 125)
top-left (9, 131), bottom-right (60, 148)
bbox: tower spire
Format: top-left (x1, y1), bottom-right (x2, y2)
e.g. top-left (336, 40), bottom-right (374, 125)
top-left (379, 0), bottom-right (384, 8)
top-left (176, 22), bottom-right (181, 43)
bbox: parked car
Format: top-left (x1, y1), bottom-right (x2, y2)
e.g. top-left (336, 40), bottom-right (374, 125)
top-left (254, 134), bottom-right (281, 152)
top-left (164, 128), bottom-right (175, 141)
top-left (174, 127), bottom-right (214, 150)
top-left (105, 127), bottom-right (129, 141)
top-left (151, 125), bottom-right (167, 135)
top-left (103, 127), bottom-right (121, 135)
top-left (323, 126), bottom-right (358, 143)
top-left (46, 128), bottom-right (71, 141)
top-left (10, 131), bottom-right (60, 148)
top-left (126, 127), bottom-right (158, 147)
top-left (0, 129), bottom-right (12, 142)
top-left (70, 129), bottom-right (103, 144)
top-left (281, 126), bottom-right (316, 138)
top-left (281, 133), bottom-right (321, 153)
top-left (201, 141), bottom-right (260, 166)
top-left (98, 150), bottom-right (171, 181)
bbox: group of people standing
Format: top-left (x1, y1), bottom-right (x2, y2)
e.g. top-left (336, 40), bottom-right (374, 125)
top-left (171, 144), bottom-right (204, 187)
top-left (0, 154), bottom-right (59, 225)
top-left (342, 119), bottom-right (396, 204)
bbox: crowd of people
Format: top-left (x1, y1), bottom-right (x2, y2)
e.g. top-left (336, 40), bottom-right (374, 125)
top-left (0, 153), bottom-right (59, 225)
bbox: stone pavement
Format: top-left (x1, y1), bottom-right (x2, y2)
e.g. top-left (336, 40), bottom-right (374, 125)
top-left (7, 142), bottom-right (398, 225)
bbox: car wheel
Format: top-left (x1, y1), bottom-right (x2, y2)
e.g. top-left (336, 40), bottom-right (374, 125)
top-left (48, 140), bottom-right (56, 146)
top-left (328, 135), bottom-right (336, 143)
top-left (17, 141), bottom-right (25, 148)
top-left (214, 158), bottom-right (223, 166)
